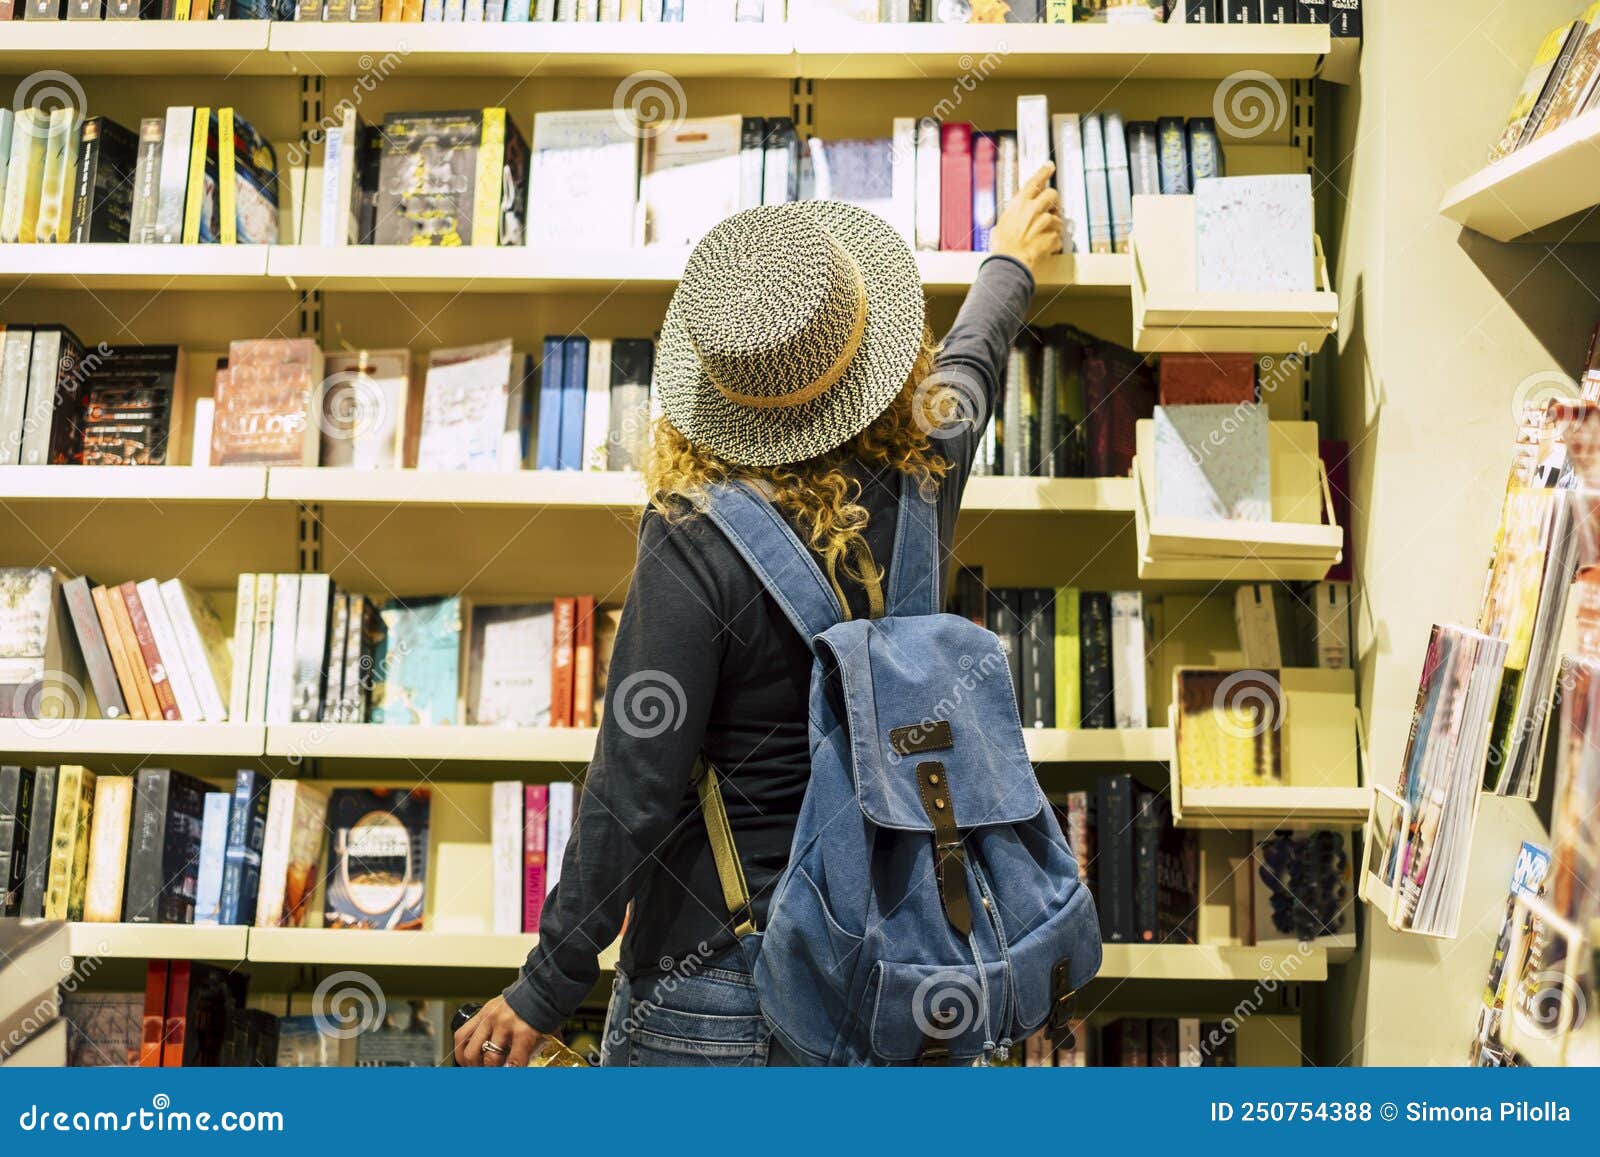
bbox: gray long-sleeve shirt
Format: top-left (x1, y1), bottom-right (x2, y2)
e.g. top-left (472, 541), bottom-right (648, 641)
top-left (504, 254), bottom-right (1035, 1032)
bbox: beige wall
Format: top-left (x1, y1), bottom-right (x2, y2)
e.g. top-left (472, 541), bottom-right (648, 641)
top-left (1325, 0), bottom-right (1600, 1065)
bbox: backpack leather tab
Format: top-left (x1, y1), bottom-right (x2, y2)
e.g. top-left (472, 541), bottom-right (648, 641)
top-left (915, 760), bottom-right (973, 937)
top-left (889, 720), bottom-right (952, 756)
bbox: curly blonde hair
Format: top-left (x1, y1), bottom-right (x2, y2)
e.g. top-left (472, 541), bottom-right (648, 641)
top-left (644, 328), bottom-right (952, 592)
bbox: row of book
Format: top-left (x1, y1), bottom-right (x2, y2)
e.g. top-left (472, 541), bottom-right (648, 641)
top-left (1014, 1018), bottom-right (1240, 1067)
top-left (0, 109), bottom-right (279, 246)
top-left (1491, 4), bottom-right (1600, 163)
top-left (0, 327), bottom-right (658, 473)
top-left (815, 0), bottom-right (1357, 25)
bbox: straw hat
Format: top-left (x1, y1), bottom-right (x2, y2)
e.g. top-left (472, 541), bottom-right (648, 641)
top-left (655, 200), bottom-right (926, 467)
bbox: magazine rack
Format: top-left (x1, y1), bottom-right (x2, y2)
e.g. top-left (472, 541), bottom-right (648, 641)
top-left (1167, 667), bottom-right (1369, 829)
top-left (1358, 780), bottom-right (1484, 940)
top-left (1131, 419), bottom-right (1344, 581)
top-left (1129, 193), bottom-right (1339, 355)
top-left (1498, 891), bottom-right (1596, 1067)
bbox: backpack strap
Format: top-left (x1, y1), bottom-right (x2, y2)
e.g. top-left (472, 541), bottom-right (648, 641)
top-left (692, 761), bottom-right (757, 938)
top-left (886, 474), bottom-right (941, 617)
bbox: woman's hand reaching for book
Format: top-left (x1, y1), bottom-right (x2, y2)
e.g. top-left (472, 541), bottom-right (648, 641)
top-left (989, 162), bottom-right (1066, 277)
top-left (454, 995), bottom-right (543, 1067)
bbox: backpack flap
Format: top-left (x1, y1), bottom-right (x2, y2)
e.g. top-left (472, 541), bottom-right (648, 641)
top-left (815, 613), bottom-right (1046, 834)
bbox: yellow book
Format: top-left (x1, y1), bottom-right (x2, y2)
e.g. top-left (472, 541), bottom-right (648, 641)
top-left (190, 0), bottom-right (210, 16)
top-left (0, 110), bottom-right (48, 244)
top-left (174, 0), bottom-right (190, 16)
top-left (83, 776), bottom-right (134, 923)
top-left (44, 766), bottom-right (97, 921)
top-left (219, 107), bottom-right (237, 245)
top-left (181, 106), bottom-right (210, 245)
top-left (1053, 586), bottom-right (1080, 730)
top-left (471, 108), bottom-right (505, 248)
top-left (34, 107), bottom-right (77, 245)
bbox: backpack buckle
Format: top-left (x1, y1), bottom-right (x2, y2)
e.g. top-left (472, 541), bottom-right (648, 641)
top-left (1048, 958), bottom-right (1077, 1049)
top-left (914, 760), bottom-right (974, 937)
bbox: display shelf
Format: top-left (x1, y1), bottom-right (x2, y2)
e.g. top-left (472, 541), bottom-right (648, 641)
top-left (917, 252), bottom-right (1131, 295)
top-left (0, 721), bottom-right (266, 760)
top-left (1026, 727), bottom-right (1170, 763)
top-left (791, 21), bottom-right (1329, 80)
top-left (1098, 943), bottom-right (1329, 983)
top-left (264, 723), bottom-right (600, 763)
top-left (247, 928), bottom-right (622, 971)
top-left (268, 244), bottom-right (692, 295)
top-left (269, 21), bottom-right (797, 77)
top-left (1172, 785), bottom-right (1373, 829)
top-left (0, 244), bottom-right (273, 291)
top-left (267, 467), bottom-right (647, 510)
top-left (0, 466), bottom-right (267, 503)
top-left (0, 20), bottom-right (276, 76)
top-left (1438, 107), bottom-right (1600, 244)
top-left (67, 921), bottom-right (251, 963)
top-left (961, 474), bottom-right (1136, 513)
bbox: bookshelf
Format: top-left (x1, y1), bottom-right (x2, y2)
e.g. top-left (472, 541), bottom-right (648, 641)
top-left (0, 466), bottom-right (268, 502)
top-left (68, 921), bottom-right (250, 963)
top-left (1438, 106), bottom-right (1600, 243)
top-left (0, 720), bottom-right (266, 761)
top-left (0, 20), bottom-right (277, 77)
top-left (0, 243), bottom-right (273, 291)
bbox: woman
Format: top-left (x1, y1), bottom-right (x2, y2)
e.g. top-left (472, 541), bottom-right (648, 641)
top-left (456, 163), bottom-right (1066, 1067)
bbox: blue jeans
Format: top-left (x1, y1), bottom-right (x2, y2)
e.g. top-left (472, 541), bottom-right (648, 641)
top-left (600, 946), bottom-right (798, 1067)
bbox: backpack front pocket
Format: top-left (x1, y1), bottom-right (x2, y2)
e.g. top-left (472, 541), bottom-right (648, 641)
top-left (865, 958), bottom-right (1008, 1063)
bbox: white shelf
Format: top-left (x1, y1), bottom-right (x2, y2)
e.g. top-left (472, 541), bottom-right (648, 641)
top-left (267, 243), bottom-right (694, 294)
top-left (1439, 106), bottom-right (1600, 243)
top-left (1099, 943), bottom-right (1329, 982)
top-left (792, 21), bottom-right (1329, 80)
top-left (0, 243), bottom-right (272, 291)
top-left (1172, 785), bottom-right (1373, 829)
top-left (0, 721), bottom-right (265, 759)
top-left (0, 20), bottom-right (277, 76)
top-left (918, 252), bottom-right (1131, 295)
top-left (67, 921), bottom-right (250, 962)
top-left (267, 466), bottom-right (646, 509)
top-left (264, 722), bottom-right (599, 763)
top-left (962, 474), bottom-right (1135, 514)
top-left (1025, 727), bottom-right (1169, 763)
top-left (0, 466), bottom-right (266, 503)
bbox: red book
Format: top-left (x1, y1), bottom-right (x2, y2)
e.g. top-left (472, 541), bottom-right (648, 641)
top-left (522, 784), bottom-right (549, 933)
top-left (971, 131), bottom-right (997, 251)
top-left (119, 580), bottom-right (179, 720)
top-left (573, 596), bottom-right (596, 729)
top-left (161, 961), bottom-right (191, 1067)
top-left (939, 123), bottom-right (974, 253)
top-left (1319, 439), bottom-right (1353, 583)
top-left (139, 960), bottom-right (168, 1068)
top-left (550, 597), bottom-right (576, 727)
top-left (1157, 353), bottom-right (1256, 407)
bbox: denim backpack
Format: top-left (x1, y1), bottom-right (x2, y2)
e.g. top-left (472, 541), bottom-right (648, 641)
top-left (696, 476), bottom-right (1103, 1066)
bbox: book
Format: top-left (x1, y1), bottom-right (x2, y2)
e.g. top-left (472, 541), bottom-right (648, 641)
top-left (1253, 828), bottom-right (1353, 948)
top-left (1079, 592), bottom-right (1113, 728)
top-left (913, 116), bottom-right (941, 252)
top-left (1102, 111), bottom-right (1132, 253)
top-left (376, 110), bottom-right (487, 246)
top-left (62, 576), bottom-right (127, 721)
top-left (158, 580), bottom-right (231, 723)
top-left (44, 765), bottom-right (95, 921)
top-left (289, 573), bottom-right (332, 723)
top-left (1080, 113), bottom-right (1113, 254)
top-left (0, 766), bottom-right (32, 916)
top-left (0, 567), bottom-right (83, 721)
top-left (889, 116), bottom-right (915, 245)
top-left (938, 122), bottom-right (973, 253)
top-left (809, 137), bottom-right (896, 224)
top-left (985, 589), bottom-right (1023, 707)
top-left (970, 132), bottom-right (997, 251)
top-left (211, 339), bottom-right (323, 466)
top-left (607, 338), bottom-right (655, 471)
top-left (1152, 403), bottom-right (1270, 522)
top-left (581, 338), bottom-right (613, 471)
top-left (192, 791), bottom-right (231, 926)
top-left (323, 787), bottom-right (430, 930)
top-left (79, 345), bottom-right (181, 466)
top-left (218, 770), bottom-right (269, 926)
top-left (558, 335), bottom-right (589, 470)
top-left (1196, 174), bottom-right (1314, 293)
top-left (1127, 120), bottom-right (1159, 195)
top-left (642, 114), bottom-right (745, 246)
top-left (139, 962), bottom-right (167, 1068)
top-left (1327, 0), bottom-right (1354, 35)
top-left (82, 775), bottom-right (132, 923)
top-left (1053, 587), bottom-right (1081, 730)
top-left (264, 574), bottom-right (300, 725)
top-left (1062, 790), bottom-right (1095, 897)
top-left (1496, 18), bottom-right (1589, 157)
top-left (466, 603), bottom-right (554, 726)
top-left (523, 783), bottom-right (549, 931)
top-left (1101, 1018), bottom-right (1147, 1066)
top-left (1016, 94), bottom-right (1050, 185)
top-left (1020, 588), bottom-right (1054, 728)
top-left (0, 327), bottom-right (32, 465)
top-left (19, 326), bottom-right (87, 466)
top-left (255, 779), bottom-right (330, 929)
top-left (18, 767), bottom-right (56, 919)
top-left (227, 573), bottom-right (256, 723)
top-left (372, 597), bottom-right (462, 726)
top-left (418, 340), bottom-right (518, 472)
top-left (154, 106), bottom-right (195, 245)
top-left (244, 576), bottom-right (277, 723)
top-left (761, 116), bottom-right (800, 205)
top-left (319, 349), bottom-right (409, 469)
top-left (34, 107), bottom-right (78, 245)
top-left (1188, 117), bottom-right (1223, 180)
top-left (1157, 116), bottom-right (1189, 194)
top-left (318, 107), bottom-right (365, 246)
top-left (0, 921), bottom-right (71, 1069)
top-left (69, 116), bottom-right (143, 241)
top-left (1097, 775), bottom-right (1134, 942)
top-left (1109, 591), bottom-right (1146, 728)
top-left (128, 118), bottom-right (165, 244)
top-left (1082, 337), bottom-right (1155, 477)
top-left (528, 110), bottom-right (640, 250)
top-left (491, 781), bottom-right (523, 935)
top-left (574, 596), bottom-right (597, 728)
top-left (546, 781), bottom-right (575, 896)
top-left (535, 338), bottom-right (565, 470)
top-left (136, 578), bottom-right (201, 724)
top-left (63, 993), bottom-right (143, 1067)
top-left (123, 768), bottom-right (208, 924)
top-left (0, 111), bottom-right (46, 244)
top-left (474, 107), bottom-right (529, 246)
top-left (550, 596), bottom-right (577, 726)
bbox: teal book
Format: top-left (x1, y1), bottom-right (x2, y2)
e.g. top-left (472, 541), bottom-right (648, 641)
top-left (371, 597), bottom-right (462, 727)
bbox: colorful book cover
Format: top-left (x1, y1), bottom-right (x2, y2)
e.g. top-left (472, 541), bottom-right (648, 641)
top-left (255, 780), bottom-right (330, 929)
top-left (44, 765), bottom-right (95, 921)
top-left (372, 597), bottom-right (462, 726)
top-left (322, 787), bottom-right (430, 931)
top-left (63, 992), bottom-right (143, 1067)
top-left (193, 791), bottom-right (232, 926)
top-left (218, 769), bottom-right (269, 925)
top-left (522, 784), bottom-right (548, 932)
top-left (82, 775), bottom-right (131, 923)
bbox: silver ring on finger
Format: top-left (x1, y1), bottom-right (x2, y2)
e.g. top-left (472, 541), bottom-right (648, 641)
top-left (481, 1039), bottom-right (508, 1056)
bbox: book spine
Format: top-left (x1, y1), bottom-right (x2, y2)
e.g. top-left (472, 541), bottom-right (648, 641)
top-left (123, 769), bottom-right (170, 923)
top-left (193, 791), bottom-right (230, 925)
top-left (0, 767), bottom-right (31, 916)
top-left (264, 574), bottom-right (300, 725)
top-left (1051, 114), bottom-right (1090, 256)
top-left (320, 592), bottom-right (348, 723)
top-left (913, 116), bottom-right (941, 252)
top-left (471, 109), bottom-right (506, 247)
top-left (129, 119), bottom-right (165, 244)
top-left (1102, 112), bottom-right (1132, 254)
top-left (253, 781), bottom-right (293, 927)
top-left (557, 336), bottom-right (589, 471)
top-left (1132, 789), bottom-right (1160, 942)
top-left (522, 783), bottom-right (548, 931)
top-left (64, 576), bottom-right (127, 720)
top-left (218, 107), bottom-right (236, 245)
top-left (1079, 592), bottom-right (1113, 728)
top-left (159, 581), bottom-right (227, 722)
top-left (1096, 773), bottom-right (1134, 942)
top-left (137, 578), bottom-right (201, 723)
top-left (1065, 790), bottom-right (1093, 895)
top-left (162, 960), bottom-right (191, 1067)
top-left (491, 781), bottom-right (523, 935)
top-left (938, 122), bottom-right (973, 253)
top-left (535, 338), bottom-right (564, 470)
top-left (1179, 1018), bottom-right (1202, 1066)
top-left (68, 120), bottom-right (100, 244)
top-left (889, 116), bottom-right (915, 246)
top-left (970, 131), bottom-right (996, 252)
top-left (340, 594), bottom-right (365, 722)
top-left (140, 961), bottom-right (168, 1068)
top-left (1016, 94), bottom-right (1050, 182)
top-left (19, 329), bottom-right (62, 465)
top-left (154, 108), bottom-right (193, 244)
top-left (1127, 121), bottom-right (1159, 195)
top-left (289, 573), bottom-right (330, 723)
top-left (1293, 0), bottom-right (1324, 20)
top-left (18, 766), bottom-right (56, 918)
top-left (226, 574), bottom-right (256, 721)
top-left (120, 581), bottom-right (179, 720)
top-left (179, 108), bottom-right (209, 244)
top-left (1080, 114), bottom-right (1113, 254)
top-left (1053, 587), bottom-right (1080, 729)
top-left (573, 595), bottom-right (596, 728)
top-left (106, 584), bottom-right (160, 719)
top-left (0, 329), bottom-right (33, 466)
top-left (1172, 0), bottom-right (1209, 19)
top-left (551, 596), bottom-right (576, 727)
top-left (218, 770), bottom-right (267, 925)
top-left (83, 776), bottom-right (131, 923)
top-left (1044, 0), bottom-right (1068, 19)
top-left (44, 766), bottom-right (93, 920)
top-left (545, 782), bottom-right (574, 895)
top-left (1262, 0), bottom-right (1292, 20)
top-left (1222, 0), bottom-right (1257, 19)
top-left (581, 339), bottom-right (612, 472)
top-left (1327, 0), bottom-right (1355, 36)
top-left (1109, 591), bottom-right (1146, 729)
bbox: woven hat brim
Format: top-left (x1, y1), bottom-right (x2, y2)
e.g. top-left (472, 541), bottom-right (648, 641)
top-left (656, 201), bottom-right (926, 469)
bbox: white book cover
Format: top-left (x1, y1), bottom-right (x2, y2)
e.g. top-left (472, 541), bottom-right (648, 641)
top-left (545, 781), bottom-right (576, 896)
top-left (417, 340), bottom-right (516, 472)
top-left (190, 397), bottom-right (214, 468)
top-left (1080, 113), bottom-right (1112, 254)
top-left (193, 791), bottom-right (231, 926)
top-left (529, 110), bottom-right (640, 251)
top-left (914, 116), bottom-right (940, 252)
top-left (320, 349), bottom-right (410, 470)
top-left (254, 779), bottom-right (295, 928)
top-left (160, 579), bottom-right (231, 722)
top-left (1233, 584), bottom-right (1283, 669)
top-left (997, 132), bottom-right (1018, 212)
top-left (0, 110), bottom-right (13, 223)
top-left (1313, 581), bottom-right (1351, 671)
top-left (1103, 111), bottom-right (1132, 251)
top-left (643, 115), bottom-right (744, 248)
top-left (318, 124), bottom-right (347, 247)
top-left (584, 338), bottom-right (613, 471)
top-left (491, 781), bottom-right (524, 935)
top-left (154, 106), bottom-right (194, 245)
top-left (1179, 1018), bottom-right (1202, 1066)
top-left (1109, 590), bottom-right (1146, 729)
top-left (264, 573), bottom-right (301, 725)
top-left (1052, 114), bottom-right (1090, 256)
top-left (1152, 403), bottom-right (1271, 522)
top-left (737, 121), bottom-right (765, 209)
top-left (1016, 94), bottom-right (1050, 183)
top-left (290, 573), bottom-right (331, 724)
top-left (137, 577), bottom-right (202, 723)
top-left (890, 117), bottom-right (915, 246)
top-left (469, 604), bottom-right (553, 726)
top-left (0, 111), bottom-right (43, 245)
top-left (228, 573), bottom-right (256, 722)
top-left (1195, 174), bottom-right (1315, 293)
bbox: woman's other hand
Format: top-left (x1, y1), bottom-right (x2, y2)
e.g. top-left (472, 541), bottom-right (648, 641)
top-left (989, 162), bottom-right (1067, 277)
top-left (453, 995), bottom-right (544, 1067)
